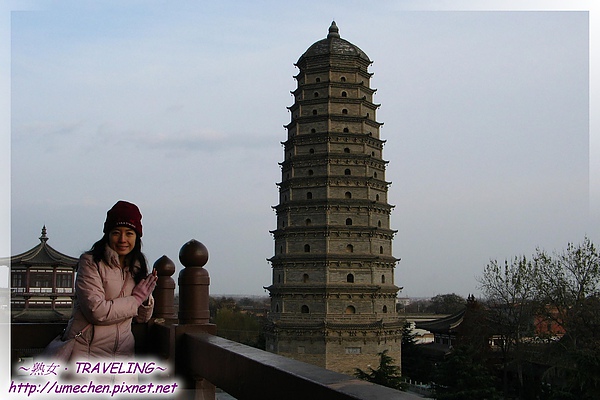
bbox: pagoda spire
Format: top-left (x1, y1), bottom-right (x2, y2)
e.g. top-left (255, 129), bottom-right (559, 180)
top-left (327, 21), bottom-right (340, 39)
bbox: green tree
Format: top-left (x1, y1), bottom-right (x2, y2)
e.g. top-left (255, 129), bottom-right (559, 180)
top-left (401, 321), bottom-right (433, 383)
top-left (403, 298), bottom-right (431, 313)
top-left (209, 296), bottom-right (238, 320)
top-left (533, 237), bottom-right (600, 346)
top-left (215, 307), bottom-right (262, 347)
top-left (432, 345), bottom-right (501, 400)
top-left (426, 293), bottom-right (466, 314)
top-left (533, 238), bottom-right (600, 399)
top-left (355, 350), bottom-right (406, 391)
top-left (475, 237), bottom-right (600, 399)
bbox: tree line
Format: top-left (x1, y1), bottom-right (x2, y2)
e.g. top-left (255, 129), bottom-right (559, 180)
top-left (209, 296), bottom-right (269, 349)
top-left (401, 293), bottom-right (467, 315)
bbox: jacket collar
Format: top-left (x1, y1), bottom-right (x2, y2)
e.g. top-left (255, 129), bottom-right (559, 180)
top-left (103, 244), bottom-right (141, 275)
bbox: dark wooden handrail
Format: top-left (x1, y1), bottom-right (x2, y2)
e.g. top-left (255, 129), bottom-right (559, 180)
top-left (182, 332), bottom-right (421, 400)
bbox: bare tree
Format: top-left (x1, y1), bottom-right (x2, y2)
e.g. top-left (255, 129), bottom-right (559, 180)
top-left (478, 255), bottom-right (537, 396)
top-left (477, 237), bottom-right (600, 398)
top-left (533, 237), bottom-right (600, 345)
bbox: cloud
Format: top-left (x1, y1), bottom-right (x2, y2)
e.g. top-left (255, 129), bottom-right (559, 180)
top-left (135, 129), bottom-right (229, 151)
top-left (84, 122), bottom-right (280, 155)
top-left (13, 120), bottom-right (84, 141)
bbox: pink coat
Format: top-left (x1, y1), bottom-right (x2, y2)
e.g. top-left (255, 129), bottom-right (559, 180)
top-left (64, 245), bottom-right (154, 361)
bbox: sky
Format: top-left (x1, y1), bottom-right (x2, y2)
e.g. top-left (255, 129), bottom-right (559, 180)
top-left (1, 1), bottom-right (598, 302)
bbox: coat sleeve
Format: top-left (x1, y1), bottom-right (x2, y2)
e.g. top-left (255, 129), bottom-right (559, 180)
top-left (135, 294), bottom-right (154, 323)
top-left (76, 254), bottom-right (140, 325)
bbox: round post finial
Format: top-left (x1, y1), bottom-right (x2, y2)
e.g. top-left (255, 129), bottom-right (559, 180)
top-left (154, 255), bottom-right (176, 276)
top-left (179, 239), bottom-right (209, 268)
top-left (152, 255), bottom-right (177, 321)
top-left (178, 240), bottom-right (210, 324)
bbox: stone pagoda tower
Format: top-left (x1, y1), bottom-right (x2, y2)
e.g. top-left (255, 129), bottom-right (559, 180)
top-left (265, 22), bottom-right (402, 375)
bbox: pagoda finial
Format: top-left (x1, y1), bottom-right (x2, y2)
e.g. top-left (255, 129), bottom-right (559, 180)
top-left (40, 225), bottom-right (48, 243)
top-left (327, 21), bottom-right (340, 39)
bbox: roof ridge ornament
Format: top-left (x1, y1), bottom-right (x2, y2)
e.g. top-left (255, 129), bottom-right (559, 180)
top-left (327, 21), bottom-right (340, 39)
top-left (40, 225), bottom-right (48, 243)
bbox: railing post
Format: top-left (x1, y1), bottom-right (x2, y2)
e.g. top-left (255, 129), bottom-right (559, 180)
top-left (175, 239), bottom-right (216, 400)
top-left (141, 255), bottom-right (178, 365)
top-left (178, 240), bottom-right (210, 324)
top-left (152, 255), bottom-right (178, 322)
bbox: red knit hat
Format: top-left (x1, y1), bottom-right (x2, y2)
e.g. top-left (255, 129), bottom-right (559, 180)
top-left (103, 200), bottom-right (143, 237)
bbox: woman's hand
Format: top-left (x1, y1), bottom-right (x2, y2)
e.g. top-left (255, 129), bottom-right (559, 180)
top-left (132, 273), bottom-right (158, 305)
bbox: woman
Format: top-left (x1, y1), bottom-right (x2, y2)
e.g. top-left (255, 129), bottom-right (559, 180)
top-left (64, 200), bottom-right (157, 361)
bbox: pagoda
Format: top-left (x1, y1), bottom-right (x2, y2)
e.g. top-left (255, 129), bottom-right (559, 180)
top-left (265, 22), bottom-right (402, 374)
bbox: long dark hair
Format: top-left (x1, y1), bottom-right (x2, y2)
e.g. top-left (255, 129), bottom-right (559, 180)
top-left (88, 233), bottom-right (148, 284)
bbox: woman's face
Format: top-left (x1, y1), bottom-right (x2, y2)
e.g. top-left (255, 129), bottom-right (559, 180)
top-left (108, 226), bottom-right (137, 258)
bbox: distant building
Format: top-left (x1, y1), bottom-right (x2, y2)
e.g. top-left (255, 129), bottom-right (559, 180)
top-left (396, 296), bottom-right (411, 312)
top-left (414, 295), bottom-right (483, 361)
top-left (533, 305), bottom-right (566, 339)
top-left (265, 22), bottom-right (403, 375)
top-left (1, 226), bottom-right (78, 322)
top-left (405, 321), bottom-right (435, 345)
top-left (415, 308), bottom-right (466, 358)
top-left (415, 295), bottom-right (565, 358)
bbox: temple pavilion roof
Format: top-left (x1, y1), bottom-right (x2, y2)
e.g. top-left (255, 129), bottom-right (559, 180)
top-left (3, 226), bottom-right (79, 267)
top-left (415, 309), bottom-right (466, 334)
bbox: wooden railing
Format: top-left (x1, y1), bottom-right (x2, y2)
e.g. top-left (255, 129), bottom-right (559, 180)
top-left (12, 239), bottom-right (421, 400)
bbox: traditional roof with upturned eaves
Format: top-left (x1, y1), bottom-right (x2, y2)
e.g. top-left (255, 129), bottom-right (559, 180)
top-left (415, 309), bottom-right (466, 334)
top-left (2, 226), bottom-right (79, 267)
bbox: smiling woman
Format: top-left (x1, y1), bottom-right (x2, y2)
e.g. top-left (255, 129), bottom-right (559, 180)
top-left (60, 200), bottom-right (158, 367)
